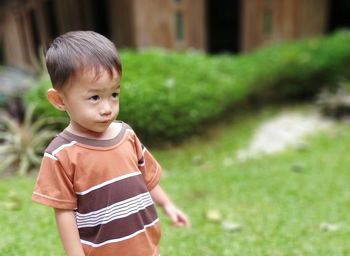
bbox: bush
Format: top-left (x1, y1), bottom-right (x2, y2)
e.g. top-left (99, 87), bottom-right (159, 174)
top-left (25, 30), bottom-right (350, 144)
top-left (0, 107), bottom-right (62, 175)
top-left (243, 30), bottom-right (350, 99)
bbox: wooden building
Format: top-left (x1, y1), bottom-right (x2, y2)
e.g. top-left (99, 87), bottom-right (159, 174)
top-left (0, 0), bottom-right (334, 72)
top-left (241, 0), bottom-right (329, 52)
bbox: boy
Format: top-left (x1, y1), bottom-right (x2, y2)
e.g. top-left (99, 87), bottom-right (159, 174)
top-left (32, 31), bottom-right (190, 256)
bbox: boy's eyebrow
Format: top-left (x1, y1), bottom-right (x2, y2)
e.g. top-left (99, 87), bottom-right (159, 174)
top-left (87, 88), bottom-right (103, 93)
top-left (87, 84), bottom-right (120, 93)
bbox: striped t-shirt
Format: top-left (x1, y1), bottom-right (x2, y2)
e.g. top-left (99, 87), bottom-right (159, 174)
top-left (32, 122), bottom-right (162, 255)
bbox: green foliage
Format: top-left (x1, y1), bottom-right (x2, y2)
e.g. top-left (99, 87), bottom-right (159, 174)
top-left (25, 30), bottom-right (350, 143)
top-left (243, 30), bottom-right (350, 99)
top-left (0, 107), bottom-right (62, 175)
top-left (25, 75), bottom-right (69, 124)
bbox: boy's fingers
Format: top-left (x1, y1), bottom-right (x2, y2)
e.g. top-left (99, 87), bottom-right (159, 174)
top-left (164, 204), bottom-right (191, 227)
top-left (173, 212), bottom-right (191, 227)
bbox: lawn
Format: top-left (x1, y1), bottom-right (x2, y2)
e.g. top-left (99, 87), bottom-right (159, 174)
top-left (1, 106), bottom-right (349, 255)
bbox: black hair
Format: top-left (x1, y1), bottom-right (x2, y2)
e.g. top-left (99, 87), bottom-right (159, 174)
top-left (46, 31), bottom-right (122, 89)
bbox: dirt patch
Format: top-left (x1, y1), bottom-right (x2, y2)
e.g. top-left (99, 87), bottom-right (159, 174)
top-left (236, 111), bottom-right (332, 160)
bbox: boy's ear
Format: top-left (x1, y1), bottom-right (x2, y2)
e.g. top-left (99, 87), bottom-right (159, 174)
top-left (47, 88), bottom-right (66, 111)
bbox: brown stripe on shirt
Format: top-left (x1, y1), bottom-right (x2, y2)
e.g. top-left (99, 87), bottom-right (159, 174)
top-left (81, 223), bottom-right (161, 256)
top-left (76, 173), bottom-right (149, 214)
top-left (79, 204), bottom-right (158, 245)
top-left (45, 134), bottom-right (72, 155)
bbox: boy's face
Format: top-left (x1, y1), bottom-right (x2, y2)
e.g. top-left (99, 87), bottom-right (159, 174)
top-left (57, 68), bottom-right (121, 136)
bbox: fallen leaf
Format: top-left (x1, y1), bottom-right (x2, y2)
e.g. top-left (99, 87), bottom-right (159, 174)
top-left (222, 221), bottom-right (242, 232)
top-left (290, 163), bottom-right (306, 173)
top-left (2, 201), bottom-right (21, 211)
top-left (205, 209), bottom-right (222, 223)
top-left (319, 222), bottom-right (340, 232)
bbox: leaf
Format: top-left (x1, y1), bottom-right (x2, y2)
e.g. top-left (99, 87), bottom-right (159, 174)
top-left (0, 114), bottom-right (19, 134)
top-left (222, 221), bottom-right (242, 233)
top-left (18, 156), bottom-right (30, 176)
top-left (290, 163), bottom-right (306, 173)
top-left (319, 222), bottom-right (341, 232)
top-left (31, 130), bottom-right (57, 148)
top-left (24, 105), bottom-right (35, 129)
top-left (7, 190), bottom-right (20, 201)
top-left (205, 209), bottom-right (222, 223)
top-left (0, 155), bottom-right (17, 173)
top-left (0, 144), bottom-right (17, 154)
top-left (0, 106), bottom-right (61, 176)
top-left (2, 201), bottom-right (21, 211)
top-left (26, 148), bottom-right (41, 165)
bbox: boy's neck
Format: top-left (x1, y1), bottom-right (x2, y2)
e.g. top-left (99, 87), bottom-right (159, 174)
top-left (66, 121), bottom-right (122, 140)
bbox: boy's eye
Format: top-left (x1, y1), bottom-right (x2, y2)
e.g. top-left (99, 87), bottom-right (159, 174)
top-left (90, 95), bottom-right (100, 101)
top-left (112, 92), bottom-right (119, 98)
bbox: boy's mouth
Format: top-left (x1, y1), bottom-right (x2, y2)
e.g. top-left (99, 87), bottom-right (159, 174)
top-left (99, 119), bottom-right (111, 124)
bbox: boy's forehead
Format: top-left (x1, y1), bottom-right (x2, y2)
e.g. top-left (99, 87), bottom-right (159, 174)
top-left (74, 67), bottom-right (120, 84)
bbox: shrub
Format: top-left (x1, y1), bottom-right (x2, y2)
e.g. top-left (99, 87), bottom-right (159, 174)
top-left (25, 30), bottom-right (350, 144)
top-left (0, 107), bottom-right (62, 175)
top-left (25, 74), bottom-right (69, 123)
top-left (243, 30), bottom-right (350, 99)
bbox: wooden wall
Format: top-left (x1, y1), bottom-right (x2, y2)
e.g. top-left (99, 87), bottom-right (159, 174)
top-left (1, 0), bottom-right (48, 72)
top-left (241, 0), bottom-right (329, 52)
top-left (1, 0), bottom-right (331, 72)
top-left (108, 0), bottom-right (135, 48)
top-left (1, 0), bottom-right (112, 71)
top-left (130, 0), bottom-right (206, 50)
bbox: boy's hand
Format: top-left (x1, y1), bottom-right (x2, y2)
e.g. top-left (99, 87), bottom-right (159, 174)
top-left (150, 184), bottom-right (191, 227)
top-left (163, 203), bottom-right (191, 227)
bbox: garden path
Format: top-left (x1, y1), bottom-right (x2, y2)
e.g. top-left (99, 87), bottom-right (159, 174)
top-left (236, 110), bottom-right (333, 160)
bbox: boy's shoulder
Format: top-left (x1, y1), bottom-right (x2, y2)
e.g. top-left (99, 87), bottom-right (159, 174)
top-left (120, 121), bottom-right (132, 131)
top-left (44, 132), bottom-right (73, 155)
top-left (116, 121), bottom-right (137, 136)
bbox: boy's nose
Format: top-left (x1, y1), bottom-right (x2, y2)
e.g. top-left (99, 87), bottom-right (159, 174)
top-left (100, 102), bottom-right (113, 116)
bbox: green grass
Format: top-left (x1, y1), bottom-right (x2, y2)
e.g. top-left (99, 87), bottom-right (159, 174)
top-left (1, 106), bottom-right (350, 255)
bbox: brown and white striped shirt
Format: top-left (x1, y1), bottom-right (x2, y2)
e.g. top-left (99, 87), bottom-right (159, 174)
top-left (32, 122), bottom-right (162, 255)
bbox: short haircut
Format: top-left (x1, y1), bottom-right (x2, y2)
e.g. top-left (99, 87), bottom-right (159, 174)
top-left (46, 31), bottom-right (122, 89)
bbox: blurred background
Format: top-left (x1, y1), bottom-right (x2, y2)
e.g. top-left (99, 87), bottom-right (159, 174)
top-left (1, 0), bottom-right (349, 140)
top-left (0, 0), bottom-right (349, 72)
top-left (1, 1), bottom-right (350, 255)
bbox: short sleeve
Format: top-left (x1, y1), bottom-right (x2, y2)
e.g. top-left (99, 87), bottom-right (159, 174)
top-left (133, 134), bottom-right (162, 190)
top-left (32, 154), bottom-right (77, 210)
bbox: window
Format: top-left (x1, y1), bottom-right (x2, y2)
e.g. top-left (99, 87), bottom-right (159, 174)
top-left (173, 0), bottom-right (185, 45)
top-left (175, 11), bottom-right (184, 41)
top-left (263, 9), bottom-right (272, 35)
top-left (262, 0), bottom-right (273, 37)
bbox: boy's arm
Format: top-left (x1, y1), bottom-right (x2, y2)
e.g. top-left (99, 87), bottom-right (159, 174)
top-left (150, 184), bottom-right (190, 227)
top-left (54, 209), bottom-right (85, 256)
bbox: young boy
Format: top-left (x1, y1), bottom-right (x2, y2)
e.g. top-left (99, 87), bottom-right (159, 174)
top-left (32, 31), bottom-right (190, 256)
